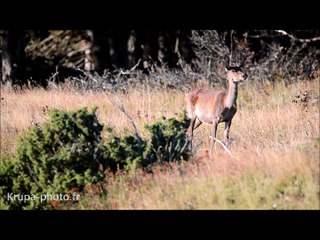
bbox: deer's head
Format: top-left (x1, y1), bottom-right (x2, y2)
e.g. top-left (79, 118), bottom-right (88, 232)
top-left (225, 66), bottom-right (247, 83)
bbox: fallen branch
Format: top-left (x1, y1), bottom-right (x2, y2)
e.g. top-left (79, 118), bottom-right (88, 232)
top-left (210, 136), bottom-right (233, 156)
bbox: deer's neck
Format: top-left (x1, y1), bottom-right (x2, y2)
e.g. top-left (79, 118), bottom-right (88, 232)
top-left (224, 81), bottom-right (238, 108)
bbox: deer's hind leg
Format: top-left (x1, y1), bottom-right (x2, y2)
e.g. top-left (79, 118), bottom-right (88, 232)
top-left (187, 117), bottom-right (202, 150)
top-left (193, 117), bottom-right (202, 132)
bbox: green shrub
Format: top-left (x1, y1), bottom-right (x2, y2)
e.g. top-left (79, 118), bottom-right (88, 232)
top-left (145, 110), bottom-right (191, 164)
top-left (103, 129), bottom-right (148, 173)
top-left (0, 108), bottom-right (191, 209)
top-left (100, 110), bottom-right (191, 174)
top-left (0, 107), bottom-right (107, 209)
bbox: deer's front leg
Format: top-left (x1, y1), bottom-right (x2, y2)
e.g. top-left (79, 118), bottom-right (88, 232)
top-left (224, 120), bottom-right (232, 142)
top-left (209, 120), bottom-right (218, 153)
top-left (211, 119), bottom-right (218, 143)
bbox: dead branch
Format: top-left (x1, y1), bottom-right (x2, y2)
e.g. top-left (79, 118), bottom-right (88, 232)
top-left (110, 98), bottom-right (143, 156)
top-left (275, 30), bottom-right (320, 43)
top-left (130, 58), bottom-right (142, 71)
top-left (210, 136), bottom-right (233, 156)
top-left (77, 67), bottom-right (98, 82)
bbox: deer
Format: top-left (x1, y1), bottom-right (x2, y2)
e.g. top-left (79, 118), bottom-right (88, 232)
top-left (185, 66), bottom-right (247, 150)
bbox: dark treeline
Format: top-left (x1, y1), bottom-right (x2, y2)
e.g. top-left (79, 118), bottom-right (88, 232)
top-left (0, 30), bottom-right (197, 86)
top-left (87, 30), bottom-right (196, 72)
top-left (1, 30), bottom-right (319, 88)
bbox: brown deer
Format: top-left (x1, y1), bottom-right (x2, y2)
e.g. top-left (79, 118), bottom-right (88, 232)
top-left (185, 66), bottom-right (247, 149)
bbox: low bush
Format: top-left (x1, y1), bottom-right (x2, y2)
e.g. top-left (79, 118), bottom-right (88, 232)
top-left (0, 107), bottom-right (107, 209)
top-left (0, 107), bottom-right (191, 209)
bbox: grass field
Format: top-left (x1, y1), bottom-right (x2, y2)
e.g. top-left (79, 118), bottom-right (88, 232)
top-left (1, 79), bottom-right (319, 209)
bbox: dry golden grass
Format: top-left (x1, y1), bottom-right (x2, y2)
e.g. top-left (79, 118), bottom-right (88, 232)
top-left (1, 79), bottom-right (319, 209)
top-left (0, 88), bottom-right (184, 155)
top-left (91, 148), bottom-right (318, 209)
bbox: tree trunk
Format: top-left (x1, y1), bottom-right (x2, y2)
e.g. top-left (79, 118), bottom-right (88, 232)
top-left (89, 30), bottom-right (112, 74)
top-left (1, 30), bottom-right (27, 86)
top-left (127, 30), bottom-right (140, 69)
